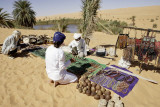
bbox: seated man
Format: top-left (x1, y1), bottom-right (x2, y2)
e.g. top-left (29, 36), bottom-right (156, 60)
top-left (1, 30), bottom-right (21, 58)
top-left (69, 33), bottom-right (87, 57)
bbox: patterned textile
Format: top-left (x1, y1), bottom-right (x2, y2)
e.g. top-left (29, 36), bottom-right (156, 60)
top-left (123, 46), bottom-right (135, 62)
top-left (116, 34), bottom-right (129, 49)
top-left (90, 65), bottom-right (139, 97)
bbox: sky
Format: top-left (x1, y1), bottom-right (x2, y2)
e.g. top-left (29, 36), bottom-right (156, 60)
top-left (0, 0), bottom-right (160, 17)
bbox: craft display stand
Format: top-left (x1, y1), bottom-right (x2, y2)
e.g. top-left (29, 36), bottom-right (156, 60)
top-left (115, 27), bottom-right (160, 73)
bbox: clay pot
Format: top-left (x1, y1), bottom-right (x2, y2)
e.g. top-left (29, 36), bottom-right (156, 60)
top-left (92, 82), bottom-right (97, 87)
top-left (91, 87), bottom-right (96, 92)
top-left (82, 89), bottom-right (86, 94)
top-left (96, 85), bottom-right (101, 90)
top-left (82, 82), bottom-right (87, 87)
top-left (100, 95), bottom-right (105, 99)
top-left (87, 86), bottom-right (91, 90)
top-left (105, 95), bottom-right (111, 101)
top-left (85, 79), bottom-right (90, 83)
top-left (94, 95), bottom-right (100, 100)
top-left (88, 82), bottom-right (91, 87)
top-left (78, 88), bottom-right (82, 93)
top-left (105, 90), bottom-right (111, 96)
top-left (86, 90), bottom-right (91, 96)
top-left (79, 83), bottom-right (83, 88)
top-left (82, 75), bottom-right (88, 80)
top-left (76, 84), bottom-right (80, 89)
top-left (83, 87), bottom-right (87, 91)
top-left (101, 87), bottom-right (106, 93)
top-left (91, 92), bottom-right (96, 96)
top-left (97, 90), bottom-right (103, 96)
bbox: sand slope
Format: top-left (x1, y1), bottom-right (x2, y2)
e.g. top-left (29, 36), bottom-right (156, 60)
top-left (0, 28), bottom-right (160, 107)
top-left (37, 6), bottom-right (160, 30)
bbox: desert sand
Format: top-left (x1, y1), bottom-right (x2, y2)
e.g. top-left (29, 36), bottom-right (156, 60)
top-left (37, 6), bottom-right (160, 30)
top-left (0, 6), bottom-right (160, 107)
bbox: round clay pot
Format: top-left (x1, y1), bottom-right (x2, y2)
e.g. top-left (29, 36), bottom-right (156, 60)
top-left (86, 90), bottom-right (91, 96)
top-left (96, 85), bottom-right (101, 90)
top-left (100, 95), bottom-right (105, 99)
top-left (91, 87), bottom-right (96, 92)
top-left (83, 87), bottom-right (87, 91)
top-left (97, 90), bottom-right (103, 96)
top-left (82, 75), bottom-right (88, 80)
top-left (105, 95), bottom-right (111, 101)
top-left (101, 87), bottom-right (106, 93)
top-left (82, 82), bottom-right (87, 87)
top-left (105, 90), bottom-right (111, 96)
top-left (91, 92), bottom-right (96, 96)
top-left (76, 84), bottom-right (80, 89)
top-left (88, 83), bottom-right (91, 87)
top-left (94, 95), bottom-right (100, 100)
top-left (92, 82), bottom-right (97, 87)
top-left (85, 79), bottom-right (90, 83)
top-left (82, 89), bottom-right (86, 94)
top-left (78, 88), bottom-right (82, 93)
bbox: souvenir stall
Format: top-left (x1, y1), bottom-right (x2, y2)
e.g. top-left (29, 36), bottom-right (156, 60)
top-left (115, 27), bottom-right (160, 73)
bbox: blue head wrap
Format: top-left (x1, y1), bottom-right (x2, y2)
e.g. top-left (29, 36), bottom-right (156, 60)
top-left (53, 32), bottom-right (66, 43)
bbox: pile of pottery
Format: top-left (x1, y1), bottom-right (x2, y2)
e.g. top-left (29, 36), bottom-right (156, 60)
top-left (98, 94), bottom-right (124, 107)
top-left (76, 74), bottom-right (112, 101)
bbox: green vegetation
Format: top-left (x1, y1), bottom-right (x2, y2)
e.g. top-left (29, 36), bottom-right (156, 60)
top-left (130, 16), bottom-right (136, 26)
top-left (153, 23), bottom-right (157, 28)
top-left (95, 19), bottom-right (128, 35)
top-left (150, 19), bottom-right (154, 22)
top-left (0, 8), bottom-right (14, 28)
top-left (81, 0), bottom-right (101, 38)
top-left (12, 0), bottom-right (36, 28)
top-left (36, 18), bottom-right (82, 25)
top-left (53, 18), bottom-right (68, 32)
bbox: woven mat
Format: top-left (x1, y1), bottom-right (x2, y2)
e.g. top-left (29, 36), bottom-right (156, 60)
top-left (30, 48), bottom-right (106, 76)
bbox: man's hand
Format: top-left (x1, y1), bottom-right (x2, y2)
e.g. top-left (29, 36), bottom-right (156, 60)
top-left (70, 58), bottom-right (76, 63)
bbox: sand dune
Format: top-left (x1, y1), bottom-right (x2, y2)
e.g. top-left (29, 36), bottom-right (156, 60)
top-left (37, 6), bottom-right (160, 30)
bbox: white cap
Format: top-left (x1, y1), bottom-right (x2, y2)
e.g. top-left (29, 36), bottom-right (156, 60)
top-left (12, 30), bottom-right (21, 40)
top-left (74, 33), bottom-right (81, 39)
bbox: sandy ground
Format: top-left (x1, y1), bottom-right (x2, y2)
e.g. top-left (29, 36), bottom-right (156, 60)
top-left (0, 5), bottom-right (160, 107)
top-left (0, 28), bottom-right (160, 107)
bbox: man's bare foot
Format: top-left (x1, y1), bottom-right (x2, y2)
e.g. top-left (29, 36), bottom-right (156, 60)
top-left (49, 80), bottom-right (54, 83)
top-left (54, 82), bottom-right (59, 87)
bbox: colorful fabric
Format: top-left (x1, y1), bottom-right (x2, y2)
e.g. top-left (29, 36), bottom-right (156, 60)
top-left (116, 34), bottom-right (129, 49)
top-left (30, 48), bottom-right (106, 76)
top-left (89, 65), bottom-right (139, 97)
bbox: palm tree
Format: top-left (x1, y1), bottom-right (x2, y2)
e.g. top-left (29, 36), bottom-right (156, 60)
top-left (12, 0), bottom-right (36, 28)
top-left (0, 8), bottom-right (14, 28)
top-left (56, 18), bottom-right (68, 32)
top-left (130, 16), bottom-right (136, 26)
top-left (81, 0), bottom-right (101, 39)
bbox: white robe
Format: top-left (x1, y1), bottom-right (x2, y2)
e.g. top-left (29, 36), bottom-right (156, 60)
top-left (2, 35), bottom-right (18, 54)
top-left (69, 38), bottom-right (87, 57)
top-left (45, 45), bottom-right (77, 84)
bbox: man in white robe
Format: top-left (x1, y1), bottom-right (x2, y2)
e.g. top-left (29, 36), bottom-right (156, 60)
top-left (69, 33), bottom-right (87, 57)
top-left (45, 32), bottom-right (77, 87)
top-left (1, 30), bottom-right (21, 58)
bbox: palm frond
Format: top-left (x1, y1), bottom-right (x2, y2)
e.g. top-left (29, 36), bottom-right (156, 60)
top-left (0, 8), bottom-right (14, 28)
top-left (81, 0), bottom-right (101, 39)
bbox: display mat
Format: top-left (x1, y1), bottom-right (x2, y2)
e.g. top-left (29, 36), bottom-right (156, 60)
top-left (30, 48), bottom-right (106, 75)
top-left (89, 65), bottom-right (139, 97)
